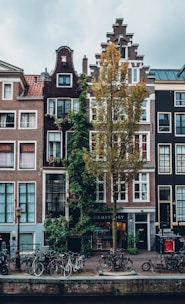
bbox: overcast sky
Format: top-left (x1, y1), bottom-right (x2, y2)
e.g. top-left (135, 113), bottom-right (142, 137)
top-left (0, 0), bottom-right (184, 75)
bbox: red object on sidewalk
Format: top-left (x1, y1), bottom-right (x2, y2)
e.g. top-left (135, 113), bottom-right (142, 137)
top-left (164, 239), bottom-right (175, 252)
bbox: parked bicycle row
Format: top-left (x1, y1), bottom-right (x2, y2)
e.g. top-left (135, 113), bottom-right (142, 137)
top-left (7, 249), bottom-right (85, 277)
top-left (97, 248), bottom-right (185, 274)
top-left (141, 251), bottom-right (185, 273)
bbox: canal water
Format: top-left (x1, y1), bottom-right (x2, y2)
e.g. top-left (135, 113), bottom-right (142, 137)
top-left (1, 295), bottom-right (185, 304)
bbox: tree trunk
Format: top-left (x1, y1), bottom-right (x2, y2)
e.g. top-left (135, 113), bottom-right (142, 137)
top-left (112, 194), bottom-right (117, 256)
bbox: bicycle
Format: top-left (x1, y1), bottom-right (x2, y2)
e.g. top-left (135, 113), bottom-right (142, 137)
top-left (98, 249), bottom-right (133, 272)
top-left (141, 253), bottom-right (185, 273)
top-left (49, 253), bottom-right (72, 278)
top-left (63, 251), bottom-right (85, 277)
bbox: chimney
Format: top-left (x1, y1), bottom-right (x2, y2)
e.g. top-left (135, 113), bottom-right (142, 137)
top-left (82, 55), bottom-right (88, 74)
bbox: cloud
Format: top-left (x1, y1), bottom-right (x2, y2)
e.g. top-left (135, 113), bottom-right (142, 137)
top-left (0, 0), bottom-right (185, 74)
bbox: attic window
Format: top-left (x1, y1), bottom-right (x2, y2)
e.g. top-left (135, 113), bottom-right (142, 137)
top-left (2, 83), bottom-right (13, 100)
top-left (120, 46), bottom-right (126, 59)
top-left (57, 73), bottom-right (72, 88)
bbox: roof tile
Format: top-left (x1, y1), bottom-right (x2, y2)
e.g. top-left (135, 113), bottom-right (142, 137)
top-left (25, 75), bottom-right (44, 97)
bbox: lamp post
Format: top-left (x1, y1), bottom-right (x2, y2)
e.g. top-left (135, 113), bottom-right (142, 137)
top-left (15, 207), bottom-right (22, 272)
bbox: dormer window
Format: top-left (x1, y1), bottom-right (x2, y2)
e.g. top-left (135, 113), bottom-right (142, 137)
top-left (2, 83), bottom-right (13, 100)
top-left (57, 73), bottom-right (72, 88)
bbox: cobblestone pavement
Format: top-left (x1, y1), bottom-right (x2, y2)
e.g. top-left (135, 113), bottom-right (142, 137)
top-left (83, 250), bottom-right (185, 276)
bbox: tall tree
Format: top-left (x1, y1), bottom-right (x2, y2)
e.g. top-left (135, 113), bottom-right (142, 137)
top-left (83, 43), bottom-right (147, 255)
top-left (67, 74), bottom-right (96, 256)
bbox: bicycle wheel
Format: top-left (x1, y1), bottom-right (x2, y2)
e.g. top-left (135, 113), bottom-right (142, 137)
top-left (7, 257), bottom-right (16, 272)
top-left (64, 263), bottom-right (72, 278)
top-left (50, 263), bottom-right (58, 275)
top-left (1, 265), bottom-right (8, 275)
top-left (178, 262), bottom-right (185, 273)
top-left (141, 262), bottom-right (151, 271)
top-left (122, 258), bottom-right (133, 271)
top-left (99, 257), bottom-right (113, 272)
top-left (33, 262), bottom-right (44, 277)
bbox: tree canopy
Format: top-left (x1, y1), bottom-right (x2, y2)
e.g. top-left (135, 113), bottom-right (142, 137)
top-left (83, 43), bottom-right (147, 255)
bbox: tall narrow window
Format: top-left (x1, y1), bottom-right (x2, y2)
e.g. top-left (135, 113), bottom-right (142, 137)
top-left (135, 134), bottom-right (148, 160)
top-left (132, 68), bottom-right (139, 83)
top-left (176, 144), bottom-right (185, 173)
top-left (3, 83), bottom-right (12, 99)
top-left (158, 113), bottom-right (171, 132)
top-left (48, 132), bottom-right (61, 159)
top-left (90, 132), bottom-right (105, 161)
top-left (177, 186), bottom-right (185, 221)
top-left (90, 99), bottom-right (97, 121)
top-left (176, 113), bottom-right (185, 135)
top-left (19, 183), bottom-right (35, 223)
top-left (113, 173), bottom-right (127, 202)
top-left (57, 99), bottom-right (71, 118)
top-left (0, 143), bottom-right (14, 168)
top-left (45, 174), bottom-right (66, 216)
top-left (120, 46), bottom-right (126, 59)
top-left (48, 99), bottom-right (55, 115)
top-left (96, 174), bottom-right (106, 203)
top-left (19, 143), bottom-right (35, 169)
top-left (141, 100), bottom-right (147, 122)
top-left (133, 173), bottom-right (149, 201)
top-left (0, 183), bottom-right (14, 223)
top-left (158, 144), bottom-right (171, 174)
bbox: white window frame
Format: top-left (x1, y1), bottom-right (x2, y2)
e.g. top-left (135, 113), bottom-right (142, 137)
top-left (158, 112), bottom-right (171, 133)
top-left (96, 174), bottom-right (106, 203)
top-left (133, 172), bottom-right (149, 202)
top-left (56, 73), bottom-right (72, 88)
top-left (0, 111), bottom-right (15, 129)
top-left (175, 91), bottom-right (185, 107)
top-left (175, 112), bottom-right (185, 136)
top-left (176, 185), bottom-right (185, 222)
top-left (18, 181), bottom-right (36, 223)
top-left (175, 144), bottom-right (185, 174)
top-left (0, 182), bottom-right (14, 223)
top-left (90, 131), bottom-right (106, 161)
top-left (19, 110), bottom-right (37, 129)
top-left (47, 98), bottom-right (79, 118)
top-left (0, 141), bottom-right (15, 170)
top-left (158, 144), bottom-right (172, 174)
top-left (112, 173), bottom-right (128, 202)
top-left (134, 132), bottom-right (150, 161)
top-left (47, 131), bottom-right (62, 161)
top-left (140, 98), bottom-right (150, 123)
top-left (2, 83), bottom-right (13, 100)
top-left (89, 98), bottom-right (107, 122)
top-left (132, 67), bottom-right (140, 83)
top-left (18, 141), bottom-right (36, 170)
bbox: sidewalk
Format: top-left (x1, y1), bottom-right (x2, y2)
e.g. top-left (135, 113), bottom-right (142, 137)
top-left (82, 250), bottom-right (184, 276)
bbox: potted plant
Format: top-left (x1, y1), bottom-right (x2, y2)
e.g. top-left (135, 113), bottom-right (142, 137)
top-left (127, 230), bottom-right (140, 255)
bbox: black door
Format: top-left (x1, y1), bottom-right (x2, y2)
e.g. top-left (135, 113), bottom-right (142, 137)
top-left (160, 203), bottom-right (170, 228)
top-left (135, 223), bottom-right (147, 250)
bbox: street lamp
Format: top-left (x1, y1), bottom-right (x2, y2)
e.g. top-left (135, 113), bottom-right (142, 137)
top-left (15, 207), bottom-right (22, 272)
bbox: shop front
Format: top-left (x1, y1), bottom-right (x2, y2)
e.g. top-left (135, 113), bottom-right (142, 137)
top-left (92, 213), bottom-right (127, 251)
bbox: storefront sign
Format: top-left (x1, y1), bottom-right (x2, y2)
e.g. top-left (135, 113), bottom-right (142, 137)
top-left (93, 213), bottom-right (127, 222)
